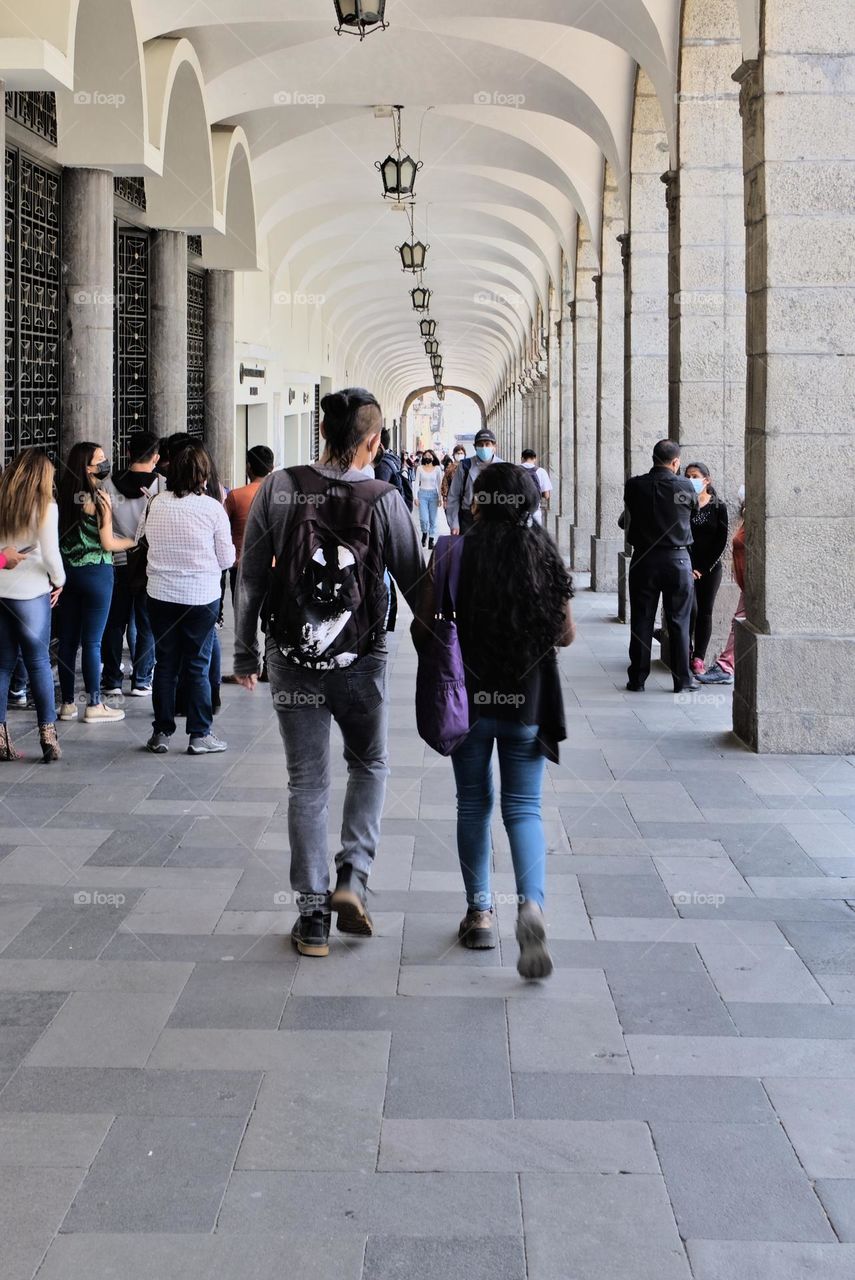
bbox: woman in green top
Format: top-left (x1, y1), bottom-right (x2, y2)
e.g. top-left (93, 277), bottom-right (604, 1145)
top-left (56, 442), bottom-right (135, 724)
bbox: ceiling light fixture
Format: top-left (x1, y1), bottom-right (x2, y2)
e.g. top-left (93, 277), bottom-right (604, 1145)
top-left (334, 1), bottom-right (388, 40)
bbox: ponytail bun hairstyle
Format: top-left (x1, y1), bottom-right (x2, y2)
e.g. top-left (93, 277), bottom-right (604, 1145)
top-left (320, 387), bottom-right (382, 469)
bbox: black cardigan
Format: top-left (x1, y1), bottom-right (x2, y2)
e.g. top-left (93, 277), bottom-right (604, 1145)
top-left (689, 500), bottom-right (729, 574)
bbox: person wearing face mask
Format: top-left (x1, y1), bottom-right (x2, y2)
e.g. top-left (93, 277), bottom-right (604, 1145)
top-left (441, 445), bottom-right (466, 509)
top-left (445, 428), bottom-right (502, 536)
top-left (684, 462), bottom-right (729, 677)
top-left (415, 450), bottom-right (443, 549)
top-left (56, 442), bottom-right (136, 723)
top-left (232, 387), bottom-right (423, 959)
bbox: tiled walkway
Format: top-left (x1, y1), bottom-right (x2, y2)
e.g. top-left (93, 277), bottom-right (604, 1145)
top-left (1, 585), bottom-right (854, 1279)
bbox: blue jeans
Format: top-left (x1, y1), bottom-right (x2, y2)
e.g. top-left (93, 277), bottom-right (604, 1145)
top-left (418, 491), bottom-right (439, 537)
top-left (57, 562), bottom-right (114, 705)
top-left (101, 567), bottom-right (155, 690)
top-left (451, 718), bottom-right (546, 910)
top-left (148, 596), bottom-right (218, 738)
top-left (0, 594), bottom-right (55, 725)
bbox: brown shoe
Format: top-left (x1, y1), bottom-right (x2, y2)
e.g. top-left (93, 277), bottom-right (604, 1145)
top-left (39, 723), bottom-right (61, 763)
top-left (458, 909), bottom-right (496, 949)
top-left (0, 723), bottom-right (21, 761)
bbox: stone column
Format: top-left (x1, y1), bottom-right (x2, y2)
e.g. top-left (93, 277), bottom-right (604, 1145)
top-left (61, 169), bottom-right (115, 454)
top-left (0, 82), bottom-right (4, 449)
top-left (204, 270), bottom-right (235, 488)
top-left (555, 264), bottom-right (575, 553)
top-left (571, 223), bottom-right (598, 571)
top-left (591, 165), bottom-right (625, 591)
top-left (732, 18), bottom-right (855, 754)
top-left (547, 309), bottom-right (561, 508)
top-left (617, 232), bottom-right (632, 620)
top-left (149, 230), bottom-right (188, 440)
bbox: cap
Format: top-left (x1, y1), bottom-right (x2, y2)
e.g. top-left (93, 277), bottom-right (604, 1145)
top-left (474, 427), bottom-right (496, 444)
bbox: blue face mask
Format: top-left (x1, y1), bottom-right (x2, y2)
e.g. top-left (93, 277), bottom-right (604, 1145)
top-left (475, 446), bottom-right (494, 463)
top-left (690, 477), bottom-right (705, 494)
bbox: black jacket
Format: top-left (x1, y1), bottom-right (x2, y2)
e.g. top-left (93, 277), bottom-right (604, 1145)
top-left (689, 500), bottom-right (729, 574)
top-left (620, 467), bottom-right (697, 555)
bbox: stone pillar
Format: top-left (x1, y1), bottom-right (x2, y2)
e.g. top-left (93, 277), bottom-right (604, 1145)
top-left (547, 309), bottom-right (561, 515)
top-left (617, 232), bottom-right (632, 620)
top-left (571, 223), bottom-right (598, 571)
top-left (511, 383), bottom-right (523, 464)
top-left (591, 165), bottom-right (625, 592)
top-left (732, 21), bottom-right (855, 754)
top-left (204, 270), bottom-right (235, 488)
top-left (555, 260), bottom-right (575, 553)
top-left (61, 169), bottom-right (115, 454)
top-left (149, 230), bottom-right (188, 440)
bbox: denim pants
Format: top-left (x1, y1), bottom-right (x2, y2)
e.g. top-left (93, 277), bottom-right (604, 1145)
top-left (451, 717), bottom-right (546, 910)
top-left (0, 594), bottom-right (55, 725)
top-left (101, 565), bottom-right (155, 690)
top-left (266, 640), bottom-right (389, 911)
top-left (148, 596), bottom-right (218, 738)
top-left (57, 562), bottom-right (115, 705)
top-left (418, 490), bottom-right (439, 537)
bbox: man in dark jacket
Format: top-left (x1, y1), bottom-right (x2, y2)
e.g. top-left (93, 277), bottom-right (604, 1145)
top-left (621, 439), bottom-right (699, 693)
top-left (373, 428), bottom-right (413, 510)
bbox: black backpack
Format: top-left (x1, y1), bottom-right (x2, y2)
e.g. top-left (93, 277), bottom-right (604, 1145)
top-left (266, 466), bottom-right (391, 668)
top-left (374, 449), bottom-right (413, 511)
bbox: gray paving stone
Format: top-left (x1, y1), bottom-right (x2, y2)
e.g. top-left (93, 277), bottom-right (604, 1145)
top-left (677, 897), bottom-right (853, 921)
top-left (99, 932), bottom-right (295, 962)
top-left (148, 1028), bottom-right (391, 1073)
top-left (1, 898), bottom-right (143, 959)
top-left (697, 941), bottom-right (829, 1004)
top-left (520, 1172), bottom-right (690, 1280)
top-left (25, 991), bottom-right (177, 1068)
top-left (0, 1165), bottom-right (86, 1280)
top-left (547, 939), bottom-right (705, 974)
top-left (0, 1067), bottom-right (261, 1116)
top-left (513, 1074), bottom-right (775, 1123)
top-left (219, 1171), bottom-right (522, 1236)
top-left (0, 1025), bottom-right (42, 1070)
top-left (607, 966), bottom-right (737, 1036)
top-left (765, 1078), bottom-right (855, 1178)
top-left (167, 961), bottom-right (291, 1028)
top-left (0, 959), bottom-right (192, 996)
top-left (63, 1115), bottom-right (246, 1232)
top-left (591, 917), bottom-right (785, 945)
top-left (290, 936), bottom-right (403, 996)
top-left (627, 1035), bottom-right (855, 1077)
top-left (280, 996), bottom-right (513, 1119)
top-left (34, 1233), bottom-right (367, 1280)
top-left (728, 1002), bottom-right (855, 1038)
top-left (578, 874), bottom-right (678, 918)
top-left (402, 913), bottom-right (499, 965)
top-left (0, 990), bottom-right (67, 1025)
top-left (652, 1120), bottom-right (834, 1241)
top-left (362, 1236), bottom-right (526, 1280)
top-left (0, 1112), bottom-right (113, 1167)
top-left (687, 1240), bottom-right (855, 1279)
top-left (779, 921), bottom-right (855, 974)
top-left (237, 1069), bottom-right (386, 1171)
top-left (507, 998), bottom-right (630, 1073)
top-left (379, 1118), bottom-right (657, 1172)
top-left (815, 1180), bottom-right (855, 1242)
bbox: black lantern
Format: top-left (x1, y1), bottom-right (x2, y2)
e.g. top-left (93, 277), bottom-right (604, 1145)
top-left (424, 338), bottom-right (439, 355)
top-left (419, 318), bottom-right (436, 338)
top-left (333, 0), bottom-right (388, 39)
top-left (376, 106), bottom-right (422, 200)
top-left (430, 356), bottom-right (442, 373)
top-left (411, 284), bottom-right (431, 311)
top-left (397, 238), bottom-right (428, 272)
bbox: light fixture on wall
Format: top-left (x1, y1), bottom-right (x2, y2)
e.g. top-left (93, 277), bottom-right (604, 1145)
top-left (377, 106), bottom-right (421, 200)
top-left (424, 338), bottom-right (439, 355)
top-left (411, 283), bottom-right (431, 311)
top-left (419, 317), bottom-right (436, 338)
top-left (333, 0), bottom-right (388, 40)
top-left (396, 206), bottom-right (428, 272)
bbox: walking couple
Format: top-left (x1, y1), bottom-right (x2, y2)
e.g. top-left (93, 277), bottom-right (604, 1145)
top-left (234, 388), bottom-right (575, 980)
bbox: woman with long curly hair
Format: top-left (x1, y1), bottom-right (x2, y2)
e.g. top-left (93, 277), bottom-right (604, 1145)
top-left (0, 449), bottom-right (65, 761)
top-left (414, 463), bottom-right (575, 979)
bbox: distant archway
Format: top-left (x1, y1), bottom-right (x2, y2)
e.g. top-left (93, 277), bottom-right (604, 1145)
top-left (400, 386), bottom-right (486, 450)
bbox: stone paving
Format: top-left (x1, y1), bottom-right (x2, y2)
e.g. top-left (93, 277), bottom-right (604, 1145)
top-left (0, 582), bottom-right (854, 1279)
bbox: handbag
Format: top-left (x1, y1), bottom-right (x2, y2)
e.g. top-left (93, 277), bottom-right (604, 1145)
top-left (415, 535), bottom-right (470, 756)
top-left (126, 490), bottom-right (157, 597)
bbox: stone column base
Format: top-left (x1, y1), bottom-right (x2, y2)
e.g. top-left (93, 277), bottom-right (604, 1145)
top-left (553, 516), bottom-right (573, 558)
top-left (590, 536), bottom-right (622, 592)
top-left (733, 623), bottom-right (855, 754)
top-left (570, 525), bottom-right (594, 572)
top-left (617, 552), bottom-right (631, 622)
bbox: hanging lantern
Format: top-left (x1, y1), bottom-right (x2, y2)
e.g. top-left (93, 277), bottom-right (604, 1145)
top-left (333, 0), bottom-right (388, 39)
top-left (424, 338), bottom-right (439, 355)
top-left (430, 356), bottom-right (442, 374)
top-left (397, 238), bottom-right (429, 272)
top-left (411, 284), bottom-right (431, 311)
top-left (376, 106), bottom-right (422, 199)
top-left (419, 318), bottom-right (436, 338)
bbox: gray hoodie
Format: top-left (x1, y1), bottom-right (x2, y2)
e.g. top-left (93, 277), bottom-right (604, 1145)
top-left (233, 463), bottom-right (425, 676)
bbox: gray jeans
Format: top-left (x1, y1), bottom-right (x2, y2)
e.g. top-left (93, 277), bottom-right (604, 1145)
top-left (266, 641), bottom-right (389, 911)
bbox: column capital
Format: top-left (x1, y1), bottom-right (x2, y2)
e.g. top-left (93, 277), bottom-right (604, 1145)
top-left (732, 58), bottom-right (761, 120)
top-left (660, 168), bottom-right (679, 222)
top-left (591, 273), bottom-right (602, 304)
top-left (616, 231), bottom-right (630, 264)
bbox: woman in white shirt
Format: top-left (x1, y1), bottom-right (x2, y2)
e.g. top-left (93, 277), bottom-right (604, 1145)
top-left (415, 450), bottom-right (443, 549)
top-left (0, 449), bottom-right (66, 762)
top-left (139, 442), bottom-right (235, 756)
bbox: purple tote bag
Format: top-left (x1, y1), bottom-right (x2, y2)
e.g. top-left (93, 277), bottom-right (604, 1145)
top-left (415, 535), bottom-right (470, 756)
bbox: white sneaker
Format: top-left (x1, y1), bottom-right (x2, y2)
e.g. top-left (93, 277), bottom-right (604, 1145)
top-left (129, 686), bottom-right (152, 697)
top-left (187, 733), bottom-right (227, 755)
top-left (83, 703), bottom-right (125, 724)
top-left (58, 702), bottom-right (78, 721)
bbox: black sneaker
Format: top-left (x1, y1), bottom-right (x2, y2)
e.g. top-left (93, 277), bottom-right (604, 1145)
top-left (290, 910), bottom-right (331, 957)
top-left (458, 909), bottom-right (496, 949)
top-left (331, 863), bottom-right (374, 936)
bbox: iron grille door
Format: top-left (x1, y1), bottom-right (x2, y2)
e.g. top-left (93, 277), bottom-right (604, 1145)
top-left (114, 225), bottom-right (149, 469)
top-left (312, 383), bottom-right (320, 460)
top-left (187, 267), bottom-right (206, 440)
top-left (4, 146), bottom-right (61, 465)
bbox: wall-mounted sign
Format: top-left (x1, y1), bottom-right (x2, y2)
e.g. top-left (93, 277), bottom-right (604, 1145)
top-left (239, 363), bottom-right (266, 384)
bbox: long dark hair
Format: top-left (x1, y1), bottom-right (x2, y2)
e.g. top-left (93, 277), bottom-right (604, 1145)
top-left (685, 461), bottom-right (719, 502)
top-left (58, 441), bottom-right (105, 536)
top-left (321, 387), bottom-right (381, 469)
top-left (457, 463), bottom-right (573, 685)
top-left (169, 442), bottom-right (211, 498)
